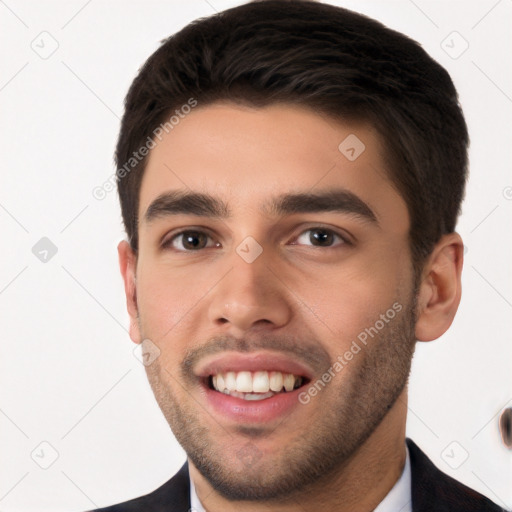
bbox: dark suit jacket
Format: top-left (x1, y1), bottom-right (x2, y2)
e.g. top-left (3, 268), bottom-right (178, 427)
top-left (90, 438), bottom-right (507, 511)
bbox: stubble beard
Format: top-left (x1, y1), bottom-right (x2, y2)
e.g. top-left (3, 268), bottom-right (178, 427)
top-left (143, 294), bottom-right (418, 503)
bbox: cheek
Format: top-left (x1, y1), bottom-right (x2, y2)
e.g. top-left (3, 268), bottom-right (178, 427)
top-left (135, 262), bottom-right (214, 342)
top-left (289, 246), bottom-right (411, 343)
top-left (297, 276), bottom-right (397, 343)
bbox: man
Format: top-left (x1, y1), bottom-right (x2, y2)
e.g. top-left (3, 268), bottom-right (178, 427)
top-left (92, 1), bottom-right (505, 510)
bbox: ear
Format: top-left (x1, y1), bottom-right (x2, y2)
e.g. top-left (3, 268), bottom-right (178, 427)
top-left (414, 233), bottom-right (464, 342)
top-left (118, 240), bottom-right (142, 344)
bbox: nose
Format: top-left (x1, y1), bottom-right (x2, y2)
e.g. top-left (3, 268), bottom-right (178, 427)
top-left (207, 250), bottom-right (292, 334)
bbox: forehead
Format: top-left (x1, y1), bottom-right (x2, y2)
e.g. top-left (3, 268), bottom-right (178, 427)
top-left (139, 102), bottom-right (408, 231)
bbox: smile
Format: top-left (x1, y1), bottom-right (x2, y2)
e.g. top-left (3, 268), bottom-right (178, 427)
top-left (210, 370), bottom-right (305, 401)
top-left (195, 352), bottom-right (315, 423)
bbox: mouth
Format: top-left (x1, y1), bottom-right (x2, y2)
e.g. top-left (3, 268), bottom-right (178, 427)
top-left (206, 370), bottom-right (307, 401)
top-left (195, 352), bottom-right (314, 424)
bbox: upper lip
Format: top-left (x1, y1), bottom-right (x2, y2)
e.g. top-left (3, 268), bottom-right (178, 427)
top-left (195, 351), bottom-right (315, 381)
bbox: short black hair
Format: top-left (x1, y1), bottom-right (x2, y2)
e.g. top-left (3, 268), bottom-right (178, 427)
top-left (115, 0), bottom-right (469, 275)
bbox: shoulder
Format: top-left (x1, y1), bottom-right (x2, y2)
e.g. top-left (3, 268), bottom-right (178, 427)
top-left (406, 438), bottom-right (507, 512)
top-left (86, 462), bottom-right (191, 512)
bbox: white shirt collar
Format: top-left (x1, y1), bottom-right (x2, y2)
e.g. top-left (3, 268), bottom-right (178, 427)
top-left (373, 441), bottom-right (412, 512)
top-left (189, 442), bottom-right (411, 512)
top-left (189, 475), bottom-right (204, 512)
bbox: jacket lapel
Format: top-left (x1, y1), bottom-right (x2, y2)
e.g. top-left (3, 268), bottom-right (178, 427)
top-left (407, 437), bottom-right (504, 512)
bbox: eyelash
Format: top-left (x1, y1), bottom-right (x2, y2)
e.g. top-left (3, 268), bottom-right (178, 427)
top-left (161, 227), bottom-right (351, 252)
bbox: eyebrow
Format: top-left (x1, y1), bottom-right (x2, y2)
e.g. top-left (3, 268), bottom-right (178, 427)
top-left (144, 190), bottom-right (229, 222)
top-left (143, 189), bottom-right (378, 225)
top-left (266, 190), bottom-right (378, 224)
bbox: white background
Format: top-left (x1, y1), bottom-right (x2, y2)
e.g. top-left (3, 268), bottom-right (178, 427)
top-left (0, 0), bottom-right (511, 510)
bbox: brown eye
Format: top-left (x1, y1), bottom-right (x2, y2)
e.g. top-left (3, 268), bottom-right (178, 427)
top-left (294, 228), bottom-right (347, 247)
top-left (310, 229), bottom-right (334, 246)
top-left (166, 230), bottom-right (213, 251)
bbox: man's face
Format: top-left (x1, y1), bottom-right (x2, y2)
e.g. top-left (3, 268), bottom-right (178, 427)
top-left (125, 103), bottom-right (418, 500)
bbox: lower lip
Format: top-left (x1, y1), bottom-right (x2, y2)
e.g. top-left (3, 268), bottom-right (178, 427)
top-left (203, 383), bottom-right (306, 424)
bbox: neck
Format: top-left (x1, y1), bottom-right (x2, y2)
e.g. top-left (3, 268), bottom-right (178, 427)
top-left (190, 389), bottom-right (408, 512)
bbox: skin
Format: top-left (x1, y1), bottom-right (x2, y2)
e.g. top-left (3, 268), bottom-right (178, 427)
top-left (118, 102), bottom-right (464, 512)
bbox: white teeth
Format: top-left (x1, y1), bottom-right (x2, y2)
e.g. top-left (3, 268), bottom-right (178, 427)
top-left (225, 371), bottom-right (237, 391)
top-left (252, 371), bottom-right (270, 393)
top-left (210, 370), bottom-right (304, 397)
top-left (283, 373), bottom-right (295, 392)
top-left (269, 371), bottom-right (283, 392)
top-left (216, 373), bottom-right (224, 391)
top-left (236, 371), bottom-right (253, 392)
top-left (242, 392), bottom-right (274, 401)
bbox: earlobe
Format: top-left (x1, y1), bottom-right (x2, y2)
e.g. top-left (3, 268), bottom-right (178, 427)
top-left (118, 240), bottom-right (142, 344)
top-left (414, 233), bottom-right (464, 342)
